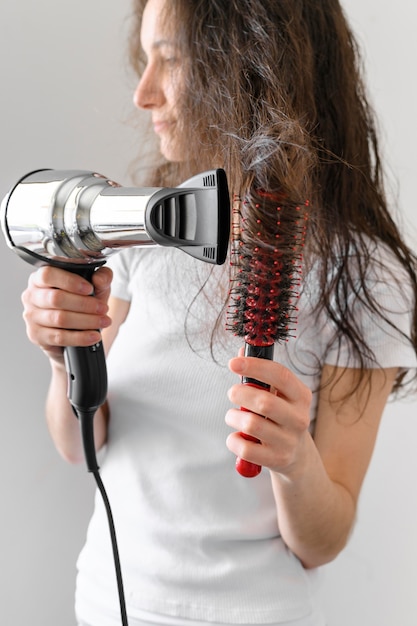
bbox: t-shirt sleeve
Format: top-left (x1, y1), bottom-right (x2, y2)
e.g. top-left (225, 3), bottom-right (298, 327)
top-left (106, 249), bottom-right (134, 302)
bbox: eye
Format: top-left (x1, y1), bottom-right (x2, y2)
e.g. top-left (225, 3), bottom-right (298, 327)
top-left (157, 43), bottom-right (180, 68)
top-left (162, 55), bottom-right (179, 67)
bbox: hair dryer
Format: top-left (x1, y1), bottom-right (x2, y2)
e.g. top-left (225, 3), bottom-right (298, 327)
top-left (1, 168), bottom-right (230, 269)
top-left (1, 168), bottom-right (230, 469)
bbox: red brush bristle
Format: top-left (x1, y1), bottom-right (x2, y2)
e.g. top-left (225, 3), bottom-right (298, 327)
top-left (227, 191), bottom-right (308, 347)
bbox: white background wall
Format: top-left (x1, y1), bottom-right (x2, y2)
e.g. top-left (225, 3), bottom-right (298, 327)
top-left (0, 1), bottom-right (416, 625)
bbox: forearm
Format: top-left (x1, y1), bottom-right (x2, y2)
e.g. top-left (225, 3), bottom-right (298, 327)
top-left (270, 432), bottom-right (356, 569)
top-left (46, 359), bottom-right (108, 465)
top-left (227, 359), bottom-right (394, 570)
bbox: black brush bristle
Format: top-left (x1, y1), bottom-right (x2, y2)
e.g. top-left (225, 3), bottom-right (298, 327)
top-left (228, 191), bottom-right (308, 347)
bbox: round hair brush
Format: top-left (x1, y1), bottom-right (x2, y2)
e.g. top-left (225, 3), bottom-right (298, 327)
top-left (228, 190), bottom-right (308, 477)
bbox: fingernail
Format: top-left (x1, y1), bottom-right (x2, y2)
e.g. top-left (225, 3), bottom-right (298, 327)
top-left (96, 302), bottom-right (108, 314)
top-left (99, 316), bottom-right (111, 328)
top-left (80, 282), bottom-right (94, 295)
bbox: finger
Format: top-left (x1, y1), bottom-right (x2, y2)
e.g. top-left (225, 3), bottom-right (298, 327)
top-left (229, 356), bottom-right (311, 405)
top-left (225, 406), bottom-right (272, 440)
top-left (30, 266), bottom-right (94, 295)
top-left (91, 266), bottom-right (113, 300)
top-left (227, 382), bottom-right (310, 433)
top-left (31, 307), bottom-right (111, 333)
top-left (26, 286), bottom-right (109, 316)
top-left (226, 429), bottom-right (265, 463)
top-left (39, 327), bottom-right (103, 349)
top-left (228, 383), bottom-right (279, 420)
top-left (23, 306), bottom-right (110, 348)
top-left (225, 409), bottom-right (307, 473)
top-left (226, 429), bottom-right (303, 475)
top-left (23, 310), bottom-right (103, 348)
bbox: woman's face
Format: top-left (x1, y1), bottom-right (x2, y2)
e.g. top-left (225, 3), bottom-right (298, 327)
top-left (133, 0), bottom-right (184, 162)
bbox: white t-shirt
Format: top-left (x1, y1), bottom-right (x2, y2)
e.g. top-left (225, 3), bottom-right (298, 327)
top-left (75, 244), bottom-right (416, 626)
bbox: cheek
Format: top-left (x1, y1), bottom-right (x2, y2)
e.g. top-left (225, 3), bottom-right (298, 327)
top-left (165, 80), bottom-right (181, 110)
top-left (165, 64), bottom-right (185, 105)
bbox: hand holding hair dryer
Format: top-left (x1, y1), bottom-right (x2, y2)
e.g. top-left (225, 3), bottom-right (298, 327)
top-left (1, 168), bottom-right (230, 460)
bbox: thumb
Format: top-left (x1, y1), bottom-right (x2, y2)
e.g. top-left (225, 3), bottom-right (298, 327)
top-left (91, 266), bottom-right (113, 301)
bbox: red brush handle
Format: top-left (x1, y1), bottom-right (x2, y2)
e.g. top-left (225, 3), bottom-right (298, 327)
top-left (235, 344), bottom-right (273, 478)
top-left (236, 381), bottom-right (270, 477)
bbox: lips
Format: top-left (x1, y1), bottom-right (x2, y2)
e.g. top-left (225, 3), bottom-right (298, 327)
top-left (153, 119), bottom-right (175, 134)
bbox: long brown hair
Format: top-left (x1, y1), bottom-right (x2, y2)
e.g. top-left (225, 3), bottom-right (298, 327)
top-left (129, 0), bottom-right (417, 395)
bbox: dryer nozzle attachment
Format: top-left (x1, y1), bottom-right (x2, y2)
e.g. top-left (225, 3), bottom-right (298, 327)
top-left (1, 168), bottom-right (230, 271)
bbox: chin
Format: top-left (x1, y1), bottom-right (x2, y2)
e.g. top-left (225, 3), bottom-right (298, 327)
top-left (159, 135), bottom-right (186, 163)
top-left (160, 147), bottom-right (184, 163)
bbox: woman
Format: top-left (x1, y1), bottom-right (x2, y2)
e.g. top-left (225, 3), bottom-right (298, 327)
top-left (21, 0), bottom-right (417, 625)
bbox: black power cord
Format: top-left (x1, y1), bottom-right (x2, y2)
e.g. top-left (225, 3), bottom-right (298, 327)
top-left (62, 269), bottom-right (129, 626)
top-left (77, 408), bottom-right (129, 626)
top-left (57, 261), bottom-right (128, 625)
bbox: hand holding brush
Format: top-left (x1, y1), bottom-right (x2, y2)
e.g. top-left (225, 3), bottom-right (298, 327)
top-left (227, 190), bottom-right (308, 477)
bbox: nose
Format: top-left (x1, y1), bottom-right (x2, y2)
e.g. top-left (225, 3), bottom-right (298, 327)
top-left (133, 63), bottom-right (164, 110)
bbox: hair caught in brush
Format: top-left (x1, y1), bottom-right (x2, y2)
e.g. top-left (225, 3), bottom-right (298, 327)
top-left (229, 191), bottom-right (309, 346)
top-left (227, 191), bottom-right (309, 477)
